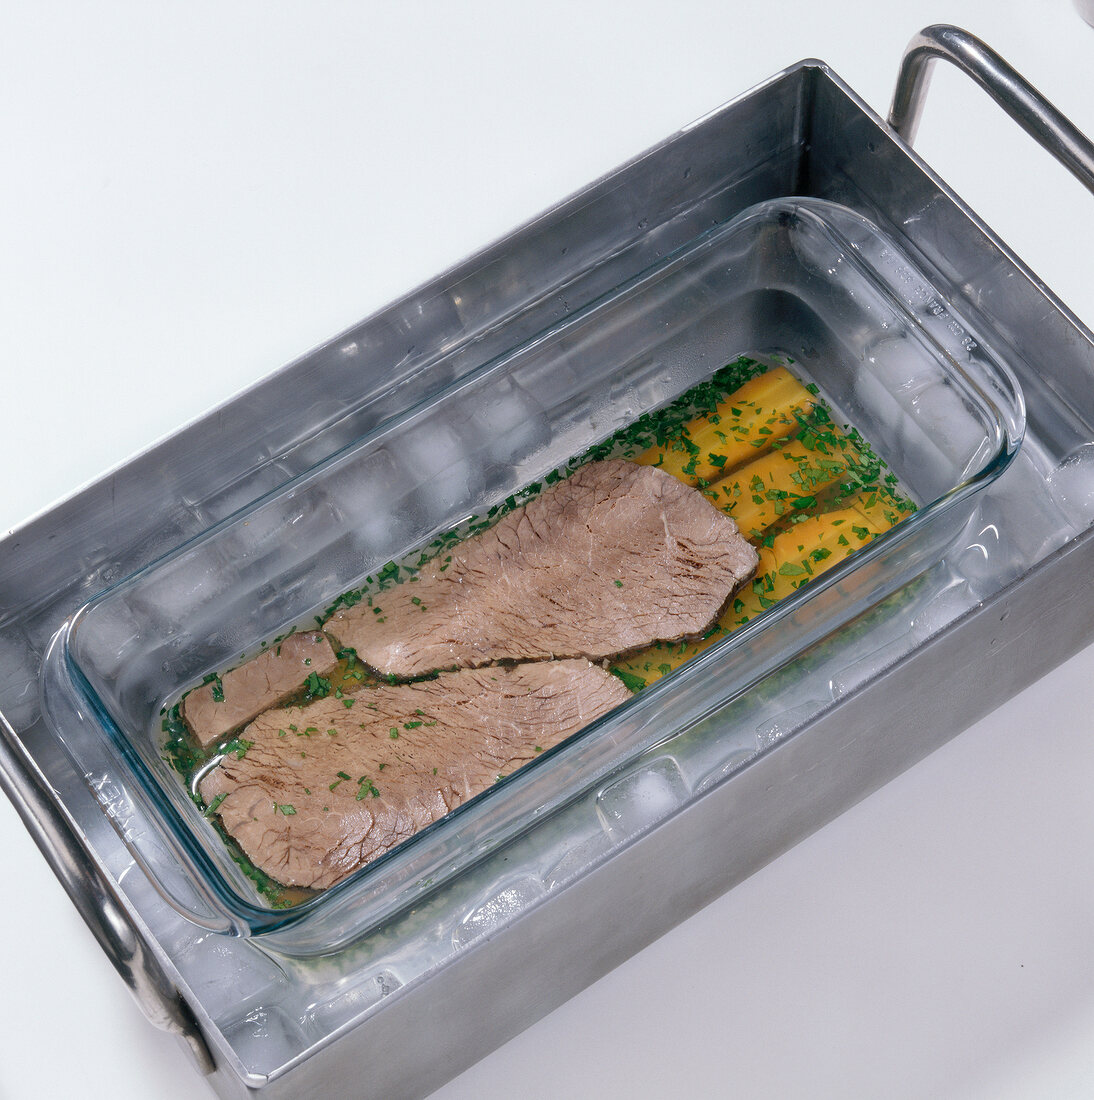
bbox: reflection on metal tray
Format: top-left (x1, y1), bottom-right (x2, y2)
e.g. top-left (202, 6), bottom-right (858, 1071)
top-left (2, 25), bottom-right (1094, 1099)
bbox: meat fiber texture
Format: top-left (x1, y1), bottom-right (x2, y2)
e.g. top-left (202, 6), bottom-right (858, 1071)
top-left (199, 659), bottom-right (632, 891)
top-left (182, 631), bottom-right (339, 749)
top-left (327, 460), bottom-right (759, 679)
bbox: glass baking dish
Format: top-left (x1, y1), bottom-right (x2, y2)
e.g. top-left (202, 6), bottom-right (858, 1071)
top-left (40, 197), bottom-right (1024, 951)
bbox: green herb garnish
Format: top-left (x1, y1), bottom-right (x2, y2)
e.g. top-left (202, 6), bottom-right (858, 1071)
top-left (203, 673), bottom-right (225, 703)
top-left (204, 793), bottom-right (227, 817)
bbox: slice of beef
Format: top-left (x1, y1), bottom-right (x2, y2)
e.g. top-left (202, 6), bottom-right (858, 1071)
top-left (327, 459), bottom-right (758, 678)
top-left (182, 631), bottom-right (339, 749)
top-left (200, 659), bottom-right (631, 890)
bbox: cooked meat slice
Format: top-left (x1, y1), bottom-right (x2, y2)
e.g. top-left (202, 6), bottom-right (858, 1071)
top-left (327, 459), bottom-right (758, 678)
top-left (183, 631), bottom-right (339, 749)
top-left (200, 659), bottom-right (631, 890)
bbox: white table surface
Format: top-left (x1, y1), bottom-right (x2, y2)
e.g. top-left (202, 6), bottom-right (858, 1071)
top-left (2, 3), bottom-right (1093, 1098)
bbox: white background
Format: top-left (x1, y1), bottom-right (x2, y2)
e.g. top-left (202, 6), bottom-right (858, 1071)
top-left (2, 3), bottom-right (1094, 1097)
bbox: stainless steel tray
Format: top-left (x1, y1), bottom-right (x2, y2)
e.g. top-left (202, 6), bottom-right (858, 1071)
top-left (2, 24), bottom-right (1093, 1098)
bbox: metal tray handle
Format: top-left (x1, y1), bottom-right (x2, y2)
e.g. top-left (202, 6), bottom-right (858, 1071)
top-left (889, 24), bottom-right (1094, 195)
top-left (0, 713), bottom-right (215, 1074)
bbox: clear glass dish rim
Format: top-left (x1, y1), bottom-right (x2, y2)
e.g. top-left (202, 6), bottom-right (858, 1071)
top-left (54, 196), bottom-right (1027, 937)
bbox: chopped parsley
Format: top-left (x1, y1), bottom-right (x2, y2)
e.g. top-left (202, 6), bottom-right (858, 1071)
top-left (611, 668), bottom-right (646, 693)
top-left (302, 671), bottom-right (332, 702)
top-left (203, 673), bottom-right (225, 703)
top-left (356, 777), bottom-right (381, 800)
top-left (204, 793), bottom-right (227, 817)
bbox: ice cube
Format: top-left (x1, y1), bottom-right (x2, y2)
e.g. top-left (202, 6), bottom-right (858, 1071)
top-left (908, 575), bottom-right (978, 644)
top-left (953, 451), bottom-right (1073, 592)
top-left (1047, 443), bottom-right (1094, 529)
top-left (694, 748), bottom-right (758, 796)
top-left (543, 831), bottom-right (612, 891)
top-left (0, 623), bottom-right (39, 729)
top-left (452, 875), bottom-right (546, 950)
top-left (300, 970), bottom-right (402, 1037)
top-left (175, 934), bottom-right (289, 1023)
top-left (755, 699), bottom-right (827, 749)
top-left (222, 1004), bottom-right (308, 1077)
top-left (595, 756), bottom-right (689, 842)
top-left (862, 331), bottom-right (937, 402)
top-left (458, 378), bottom-right (550, 469)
